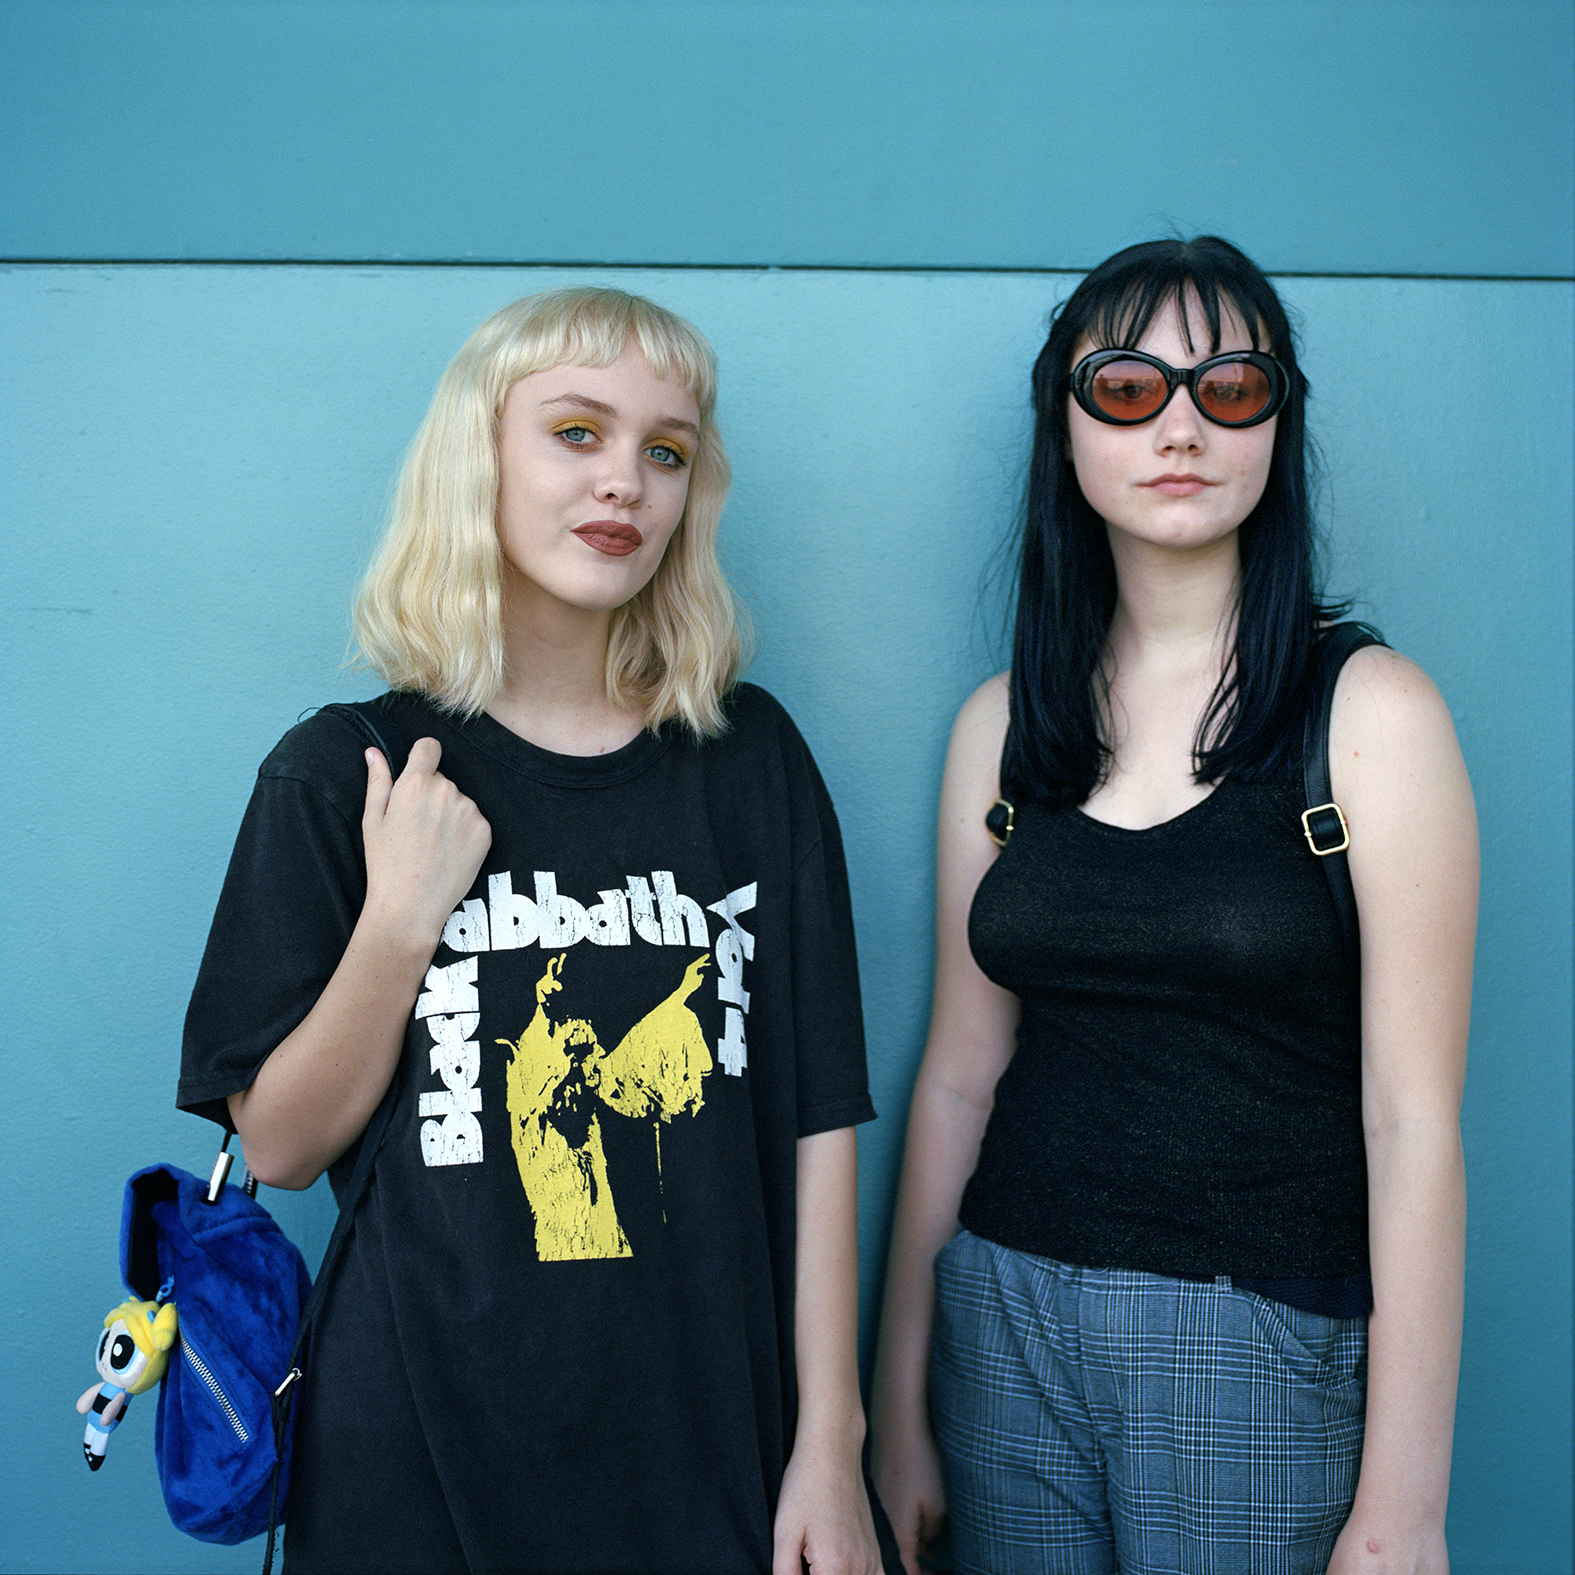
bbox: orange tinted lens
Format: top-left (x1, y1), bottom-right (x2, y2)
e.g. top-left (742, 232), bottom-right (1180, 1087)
top-left (1090, 361), bottom-right (1168, 420)
top-left (1195, 361), bottom-right (1271, 422)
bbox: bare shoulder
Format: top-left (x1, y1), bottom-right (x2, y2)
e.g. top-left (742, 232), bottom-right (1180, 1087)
top-left (1330, 645), bottom-right (1476, 866)
top-left (936, 674), bottom-right (1011, 883)
top-left (1333, 644), bottom-right (1454, 737)
top-left (946, 673), bottom-right (1010, 786)
top-left (930, 677), bottom-right (1020, 1064)
top-left (1330, 645), bottom-right (1466, 793)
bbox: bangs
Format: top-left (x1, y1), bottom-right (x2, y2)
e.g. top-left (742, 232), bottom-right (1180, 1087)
top-left (478, 289), bottom-right (718, 420)
top-left (1089, 275), bottom-right (1268, 357)
top-left (1050, 236), bottom-right (1296, 371)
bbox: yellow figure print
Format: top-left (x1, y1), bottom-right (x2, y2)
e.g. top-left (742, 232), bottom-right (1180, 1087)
top-left (499, 952), bottom-right (714, 1262)
top-left (500, 955), bottom-right (628, 1261)
top-left (587, 953), bottom-right (713, 1121)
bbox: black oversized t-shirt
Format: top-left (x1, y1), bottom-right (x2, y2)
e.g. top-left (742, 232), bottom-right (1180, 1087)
top-left (178, 685), bottom-right (875, 1575)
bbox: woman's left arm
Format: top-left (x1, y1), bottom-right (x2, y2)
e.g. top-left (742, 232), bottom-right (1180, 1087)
top-left (773, 1125), bottom-right (883, 1575)
top-left (1327, 647), bottom-right (1477, 1575)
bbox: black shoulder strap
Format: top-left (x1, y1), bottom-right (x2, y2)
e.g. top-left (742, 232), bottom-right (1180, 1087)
top-left (261, 1074), bottom-right (397, 1572)
top-left (1300, 623), bottom-right (1384, 987)
top-left (317, 699), bottom-right (408, 774)
top-left (261, 701), bottom-right (406, 1575)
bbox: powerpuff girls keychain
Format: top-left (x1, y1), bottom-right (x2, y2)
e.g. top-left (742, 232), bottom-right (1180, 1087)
top-left (76, 1279), bottom-right (177, 1469)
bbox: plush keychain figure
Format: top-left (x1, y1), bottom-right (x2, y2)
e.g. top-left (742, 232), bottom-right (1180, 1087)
top-left (77, 1281), bottom-right (177, 1470)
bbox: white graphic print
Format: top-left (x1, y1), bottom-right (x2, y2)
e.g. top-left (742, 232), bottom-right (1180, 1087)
top-left (419, 874), bottom-right (757, 1167)
top-left (707, 884), bottom-right (756, 1076)
top-left (445, 871), bottom-right (716, 954)
top-left (415, 959), bottom-right (484, 1165)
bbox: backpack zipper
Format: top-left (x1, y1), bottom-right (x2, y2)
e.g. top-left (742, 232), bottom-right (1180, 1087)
top-left (181, 1334), bottom-right (250, 1443)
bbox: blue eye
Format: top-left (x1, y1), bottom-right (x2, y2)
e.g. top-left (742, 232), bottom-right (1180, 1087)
top-left (557, 425), bottom-right (595, 446)
top-left (647, 444), bottom-right (687, 470)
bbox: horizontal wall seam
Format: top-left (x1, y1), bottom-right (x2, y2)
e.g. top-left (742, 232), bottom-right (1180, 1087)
top-left (2, 257), bottom-right (1572, 284)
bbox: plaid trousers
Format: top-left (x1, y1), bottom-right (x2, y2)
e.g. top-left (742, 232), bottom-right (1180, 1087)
top-left (930, 1230), bottom-right (1368, 1575)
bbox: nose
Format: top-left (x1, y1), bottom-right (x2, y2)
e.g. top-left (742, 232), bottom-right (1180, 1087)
top-left (1153, 383), bottom-right (1206, 451)
top-left (595, 441), bottom-right (644, 508)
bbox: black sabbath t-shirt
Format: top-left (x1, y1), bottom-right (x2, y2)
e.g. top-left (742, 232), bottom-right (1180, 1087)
top-left (178, 685), bottom-right (874, 1575)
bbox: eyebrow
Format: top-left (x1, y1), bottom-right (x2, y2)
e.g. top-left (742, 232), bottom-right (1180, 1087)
top-left (538, 392), bottom-right (699, 437)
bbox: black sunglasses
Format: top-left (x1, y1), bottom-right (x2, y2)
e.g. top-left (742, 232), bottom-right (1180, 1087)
top-left (1071, 348), bottom-right (1289, 428)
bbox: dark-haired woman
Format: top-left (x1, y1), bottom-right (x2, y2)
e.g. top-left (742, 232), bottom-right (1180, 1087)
top-left (871, 238), bottom-right (1472, 1575)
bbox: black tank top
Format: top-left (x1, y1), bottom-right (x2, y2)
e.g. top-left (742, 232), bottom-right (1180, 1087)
top-left (961, 777), bottom-right (1369, 1291)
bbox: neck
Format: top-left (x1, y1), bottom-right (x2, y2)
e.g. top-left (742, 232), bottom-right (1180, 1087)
top-left (488, 582), bottom-right (644, 756)
top-left (1085, 528), bottom-right (1242, 816)
top-left (1104, 528), bottom-right (1241, 672)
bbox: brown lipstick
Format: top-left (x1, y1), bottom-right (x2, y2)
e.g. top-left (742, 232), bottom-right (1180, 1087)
top-left (572, 521), bottom-right (644, 557)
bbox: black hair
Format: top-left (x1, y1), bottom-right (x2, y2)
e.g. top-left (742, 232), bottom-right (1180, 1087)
top-left (1001, 234), bottom-right (1345, 808)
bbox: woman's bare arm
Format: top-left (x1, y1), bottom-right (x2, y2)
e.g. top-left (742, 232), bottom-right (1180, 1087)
top-left (772, 1125), bottom-right (883, 1575)
top-left (869, 677), bottom-right (1020, 1575)
top-left (226, 737), bottom-right (491, 1189)
top-left (1325, 647), bottom-right (1475, 1575)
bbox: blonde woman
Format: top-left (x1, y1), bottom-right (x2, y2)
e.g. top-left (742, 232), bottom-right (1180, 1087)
top-left (179, 288), bottom-right (893, 1574)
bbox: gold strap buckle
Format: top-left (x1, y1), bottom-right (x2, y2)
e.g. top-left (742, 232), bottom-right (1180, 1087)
top-left (1301, 802), bottom-right (1350, 856)
top-left (986, 798), bottom-right (1015, 848)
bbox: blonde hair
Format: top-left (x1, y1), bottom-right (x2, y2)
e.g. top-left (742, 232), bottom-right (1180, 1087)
top-left (104, 1297), bottom-right (178, 1394)
top-left (353, 287), bottom-right (748, 735)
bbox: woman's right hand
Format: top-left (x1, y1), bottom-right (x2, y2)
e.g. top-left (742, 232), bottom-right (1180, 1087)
top-left (871, 1418), bottom-right (947, 1575)
top-left (360, 737), bottom-right (492, 951)
top-left (229, 735), bottom-right (492, 1188)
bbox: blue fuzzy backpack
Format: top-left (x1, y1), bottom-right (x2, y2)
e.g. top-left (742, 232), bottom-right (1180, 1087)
top-left (122, 1086), bottom-right (396, 1573)
top-left (121, 1156), bottom-right (311, 1547)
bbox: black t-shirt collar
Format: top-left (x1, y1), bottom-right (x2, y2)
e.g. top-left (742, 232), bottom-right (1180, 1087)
top-left (395, 694), bottom-right (674, 789)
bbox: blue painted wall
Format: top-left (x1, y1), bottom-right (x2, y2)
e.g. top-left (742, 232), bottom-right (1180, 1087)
top-left (3, 4), bottom-right (1570, 1572)
top-left (2, 0), bottom-right (1571, 276)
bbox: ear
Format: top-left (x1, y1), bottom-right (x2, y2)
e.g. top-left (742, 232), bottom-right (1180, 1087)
top-left (152, 1302), bottom-right (179, 1351)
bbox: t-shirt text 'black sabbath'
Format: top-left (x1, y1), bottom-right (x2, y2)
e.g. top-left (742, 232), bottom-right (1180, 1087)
top-left (177, 685), bottom-right (874, 1575)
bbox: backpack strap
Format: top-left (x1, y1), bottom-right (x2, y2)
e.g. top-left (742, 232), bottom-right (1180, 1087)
top-left (261, 701), bottom-right (406, 1575)
top-left (317, 699), bottom-right (409, 776)
top-left (1300, 623), bottom-right (1384, 987)
top-left (261, 1075), bottom-right (397, 1572)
